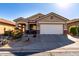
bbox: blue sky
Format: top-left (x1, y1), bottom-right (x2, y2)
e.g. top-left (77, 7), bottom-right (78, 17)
top-left (0, 3), bottom-right (79, 21)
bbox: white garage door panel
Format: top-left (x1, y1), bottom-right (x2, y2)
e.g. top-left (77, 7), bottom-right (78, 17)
top-left (40, 24), bottom-right (63, 34)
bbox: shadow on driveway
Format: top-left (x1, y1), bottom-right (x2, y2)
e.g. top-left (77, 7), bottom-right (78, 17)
top-left (7, 35), bottom-right (75, 56)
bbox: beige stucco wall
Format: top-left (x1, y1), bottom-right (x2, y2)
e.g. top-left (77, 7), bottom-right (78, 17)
top-left (38, 15), bottom-right (65, 22)
top-left (15, 13), bottom-right (67, 31)
top-left (0, 23), bottom-right (15, 34)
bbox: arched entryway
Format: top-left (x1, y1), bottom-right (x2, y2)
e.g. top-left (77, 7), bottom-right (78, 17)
top-left (18, 23), bottom-right (26, 33)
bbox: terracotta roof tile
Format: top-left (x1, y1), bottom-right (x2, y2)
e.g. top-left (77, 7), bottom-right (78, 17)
top-left (0, 18), bottom-right (15, 26)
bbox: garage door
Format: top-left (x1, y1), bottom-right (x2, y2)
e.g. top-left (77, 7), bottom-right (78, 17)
top-left (40, 24), bottom-right (63, 34)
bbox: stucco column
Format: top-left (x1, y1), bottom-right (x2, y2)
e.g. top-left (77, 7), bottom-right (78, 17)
top-left (37, 23), bottom-right (40, 30)
top-left (63, 22), bottom-right (68, 35)
top-left (36, 22), bottom-right (40, 34)
top-left (16, 22), bottom-right (19, 28)
top-left (26, 23), bottom-right (28, 30)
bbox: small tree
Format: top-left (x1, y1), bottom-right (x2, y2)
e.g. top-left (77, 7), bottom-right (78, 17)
top-left (77, 26), bottom-right (79, 35)
top-left (69, 26), bottom-right (77, 36)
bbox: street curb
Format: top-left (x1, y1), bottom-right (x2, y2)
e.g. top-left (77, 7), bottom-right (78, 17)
top-left (0, 48), bottom-right (79, 52)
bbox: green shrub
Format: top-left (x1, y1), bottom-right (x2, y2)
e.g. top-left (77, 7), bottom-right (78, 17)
top-left (4, 30), bottom-right (12, 36)
top-left (11, 28), bottom-right (23, 39)
top-left (77, 27), bottom-right (79, 35)
top-left (69, 26), bottom-right (78, 36)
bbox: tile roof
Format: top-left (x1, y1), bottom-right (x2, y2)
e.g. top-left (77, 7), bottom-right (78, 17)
top-left (14, 12), bottom-right (69, 22)
top-left (67, 19), bottom-right (79, 23)
top-left (0, 18), bottom-right (15, 26)
top-left (13, 17), bottom-right (26, 22)
top-left (26, 13), bottom-right (45, 20)
top-left (36, 12), bottom-right (69, 22)
top-left (14, 13), bottom-right (45, 22)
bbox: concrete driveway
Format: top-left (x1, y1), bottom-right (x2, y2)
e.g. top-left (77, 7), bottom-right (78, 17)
top-left (0, 34), bottom-right (76, 56)
top-left (21, 35), bottom-right (74, 50)
top-left (2, 34), bottom-right (74, 51)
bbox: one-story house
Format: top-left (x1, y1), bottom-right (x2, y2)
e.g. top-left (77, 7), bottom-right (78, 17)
top-left (0, 18), bottom-right (15, 34)
top-left (67, 19), bottom-right (79, 29)
top-left (14, 12), bottom-right (68, 35)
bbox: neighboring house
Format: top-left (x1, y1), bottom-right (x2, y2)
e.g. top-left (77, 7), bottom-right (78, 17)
top-left (67, 19), bottom-right (79, 29)
top-left (14, 12), bottom-right (68, 35)
top-left (0, 18), bottom-right (15, 34)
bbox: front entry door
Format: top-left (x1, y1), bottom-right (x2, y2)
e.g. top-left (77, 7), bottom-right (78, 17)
top-left (28, 24), bottom-right (37, 34)
top-left (29, 24), bottom-right (37, 30)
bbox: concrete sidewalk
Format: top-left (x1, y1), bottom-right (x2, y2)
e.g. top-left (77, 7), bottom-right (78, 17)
top-left (0, 49), bottom-right (79, 56)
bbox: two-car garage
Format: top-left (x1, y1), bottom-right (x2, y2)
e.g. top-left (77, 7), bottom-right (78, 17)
top-left (40, 24), bottom-right (64, 34)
